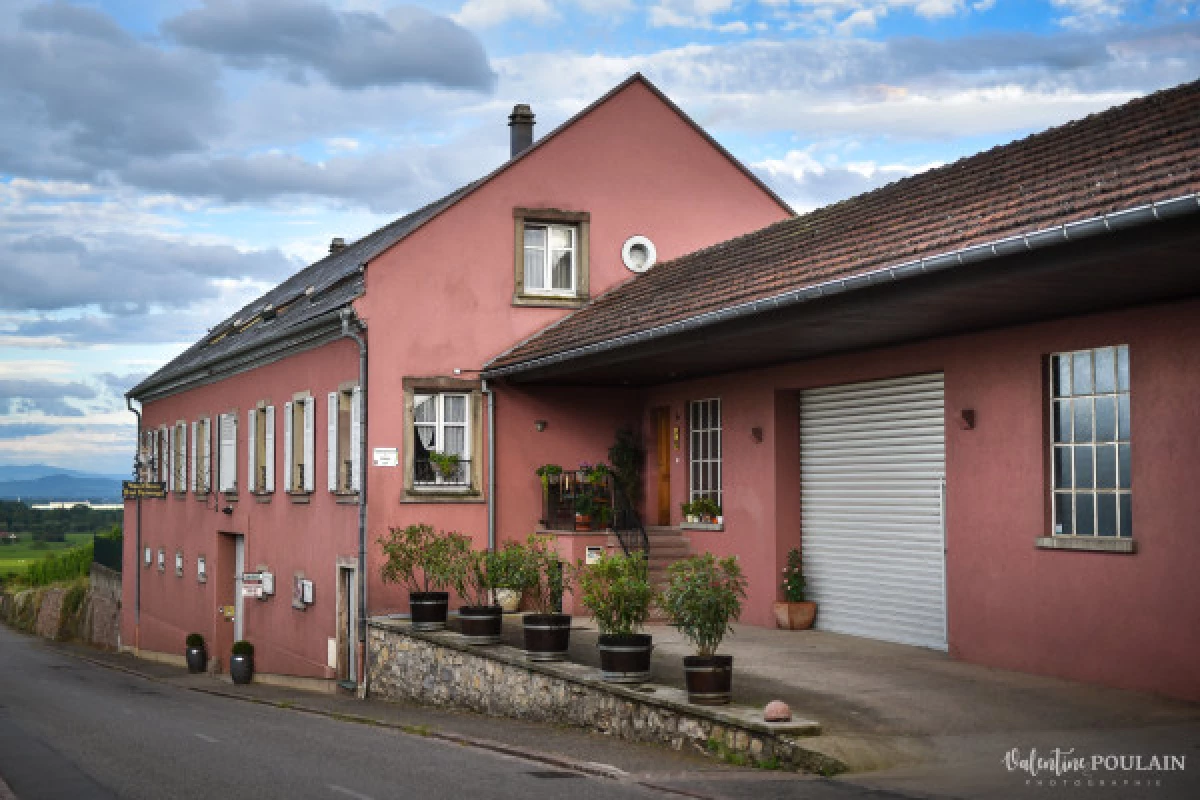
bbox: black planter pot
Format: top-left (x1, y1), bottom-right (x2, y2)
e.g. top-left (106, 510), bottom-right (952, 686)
top-left (459, 605), bottom-right (503, 645)
top-left (230, 653), bottom-right (254, 685)
top-left (683, 655), bottom-right (733, 705)
top-left (522, 613), bottom-right (571, 661)
top-left (410, 591), bottom-right (450, 631)
top-left (185, 646), bottom-right (207, 674)
top-left (598, 634), bottom-right (653, 684)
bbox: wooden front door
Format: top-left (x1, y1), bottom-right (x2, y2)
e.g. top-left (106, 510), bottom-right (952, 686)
top-left (653, 407), bottom-right (671, 525)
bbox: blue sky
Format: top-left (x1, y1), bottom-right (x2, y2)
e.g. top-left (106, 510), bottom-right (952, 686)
top-left (0, 0), bottom-right (1197, 476)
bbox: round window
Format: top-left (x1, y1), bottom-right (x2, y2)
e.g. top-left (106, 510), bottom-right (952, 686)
top-left (622, 235), bottom-right (657, 273)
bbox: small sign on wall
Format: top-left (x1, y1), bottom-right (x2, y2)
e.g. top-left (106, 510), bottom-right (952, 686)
top-left (585, 546), bottom-right (604, 565)
top-left (373, 447), bottom-right (398, 467)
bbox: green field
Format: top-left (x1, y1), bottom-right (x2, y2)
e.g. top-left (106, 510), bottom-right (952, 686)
top-left (0, 532), bottom-right (94, 578)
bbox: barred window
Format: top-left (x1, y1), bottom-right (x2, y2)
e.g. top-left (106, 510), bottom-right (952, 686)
top-left (688, 398), bottom-right (722, 506)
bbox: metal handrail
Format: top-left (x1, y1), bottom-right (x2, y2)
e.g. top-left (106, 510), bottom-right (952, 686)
top-left (610, 479), bottom-right (648, 557)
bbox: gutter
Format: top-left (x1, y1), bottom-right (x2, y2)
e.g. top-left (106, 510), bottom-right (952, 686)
top-left (338, 309), bottom-right (369, 698)
top-left (482, 380), bottom-right (495, 551)
top-left (484, 192), bottom-right (1200, 379)
top-left (125, 397), bottom-right (142, 652)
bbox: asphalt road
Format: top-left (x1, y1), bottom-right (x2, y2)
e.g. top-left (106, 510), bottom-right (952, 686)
top-left (0, 626), bottom-right (685, 800)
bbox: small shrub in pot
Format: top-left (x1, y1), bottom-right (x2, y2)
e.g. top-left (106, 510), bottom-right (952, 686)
top-left (517, 534), bottom-right (573, 661)
top-left (378, 523), bottom-right (472, 631)
top-left (185, 632), bottom-right (207, 674)
top-left (659, 554), bottom-right (747, 705)
top-left (230, 639), bottom-right (254, 685)
top-left (489, 540), bottom-right (529, 612)
top-left (572, 552), bottom-right (655, 683)
top-left (774, 547), bottom-right (817, 630)
top-left (455, 547), bottom-right (504, 645)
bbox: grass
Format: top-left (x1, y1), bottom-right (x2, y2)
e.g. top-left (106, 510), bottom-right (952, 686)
top-left (0, 532), bottom-right (93, 578)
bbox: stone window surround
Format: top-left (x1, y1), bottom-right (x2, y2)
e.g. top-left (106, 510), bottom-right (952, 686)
top-left (401, 376), bottom-right (484, 504)
top-left (512, 207), bottom-right (590, 309)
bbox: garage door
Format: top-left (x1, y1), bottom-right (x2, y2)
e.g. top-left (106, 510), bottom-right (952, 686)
top-left (800, 373), bottom-right (946, 650)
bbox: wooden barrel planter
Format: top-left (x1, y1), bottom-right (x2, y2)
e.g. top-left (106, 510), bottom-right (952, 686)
top-left (683, 655), bottom-right (733, 705)
top-left (459, 606), bottom-right (503, 645)
top-left (410, 592), bottom-right (450, 631)
top-left (597, 634), bottom-right (653, 683)
top-left (522, 613), bottom-right (572, 661)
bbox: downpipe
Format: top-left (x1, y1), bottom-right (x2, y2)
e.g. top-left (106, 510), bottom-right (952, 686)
top-left (339, 309), bottom-right (369, 697)
top-left (125, 396), bottom-right (142, 653)
top-left (483, 379), bottom-right (495, 551)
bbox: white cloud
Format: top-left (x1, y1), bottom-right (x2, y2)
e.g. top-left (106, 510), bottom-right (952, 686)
top-left (836, 7), bottom-right (885, 34)
top-left (753, 147), bottom-right (942, 211)
top-left (973, 0), bottom-right (996, 11)
top-left (1051, 0), bottom-right (1129, 29)
top-left (649, 0), bottom-right (745, 30)
top-left (453, 0), bottom-right (559, 27)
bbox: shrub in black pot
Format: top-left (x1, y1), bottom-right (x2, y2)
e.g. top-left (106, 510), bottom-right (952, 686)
top-left (455, 548), bottom-right (504, 645)
top-left (185, 633), bottom-right (207, 674)
top-left (659, 554), bottom-right (747, 706)
top-left (573, 552), bottom-right (655, 683)
top-left (516, 534), bottom-right (573, 661)
top-left (230, 640), bottom-right (254, 685)
top-left (379, 523), bottom-right (472, 632)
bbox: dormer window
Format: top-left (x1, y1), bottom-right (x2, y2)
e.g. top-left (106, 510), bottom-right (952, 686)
top-left (513, 208), bottom-right (589, 308)
top-left (523, 224), bottom-right (575, 296)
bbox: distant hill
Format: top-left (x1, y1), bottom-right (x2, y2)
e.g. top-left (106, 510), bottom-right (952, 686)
top-left (0, 469), bottom-right (125, 502)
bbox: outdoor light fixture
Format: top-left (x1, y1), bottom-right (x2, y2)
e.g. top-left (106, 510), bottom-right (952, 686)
top-left (751, 426), bottom-right (763, 443)
top-left (958, 409), bottom-right (977, 430)
top-left (534, 419), bottom-right (547, 432)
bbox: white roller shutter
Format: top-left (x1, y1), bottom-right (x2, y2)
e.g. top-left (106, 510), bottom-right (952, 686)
top-left (219, 413), bottom-right (237, 492)
top-left (800, 373), bottom-right (947, 650)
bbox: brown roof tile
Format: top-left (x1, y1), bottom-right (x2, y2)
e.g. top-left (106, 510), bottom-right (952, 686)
top-left (488, 79), bottom-right (1200, 372)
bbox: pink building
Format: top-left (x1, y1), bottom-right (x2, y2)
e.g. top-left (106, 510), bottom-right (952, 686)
top-left (122, 75), bottom-right (792, 686)
top-left (484, 81), bottom-right (1200, 702)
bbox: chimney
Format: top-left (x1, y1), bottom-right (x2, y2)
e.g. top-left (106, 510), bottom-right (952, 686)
top-left (508, 104), bottom-right (535, 158)
top-left (329, 237), bottom-right (346, 254)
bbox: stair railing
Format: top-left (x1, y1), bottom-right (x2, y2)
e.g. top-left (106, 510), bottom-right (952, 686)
top-left (610, 479), bottom-right (649, 558)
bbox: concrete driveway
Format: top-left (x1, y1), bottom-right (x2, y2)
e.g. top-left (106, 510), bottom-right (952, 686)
top-left (543, 619), bottom-right (1200, 798)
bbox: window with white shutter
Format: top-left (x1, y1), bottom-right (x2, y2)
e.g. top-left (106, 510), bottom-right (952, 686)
top-left (328, 386), bottom-right (361, 494)
top-left (190, 421), bottom-right (198, 492)
top-left (218, 413), bottom-right (237, 493)
top-left (287, 395), bottom-right (315, 493)
top-left (197, 417), bottom-right (212, 495)
top-left (350, 386), bottom-right (362, 493)
top-left (284, 401), bottom-right (294, 492)
top-left (303, 396), bottom-right (315, 493)
top-left (247, 405), bottom-right (272, 494)
top-left (174, 422), bottom-right (187, 494)
top-left (264, 406), bottom-right (275, 493)
top-left (163, 426), bottom-right (173, 493)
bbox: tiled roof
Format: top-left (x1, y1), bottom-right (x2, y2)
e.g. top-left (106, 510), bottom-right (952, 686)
top-left (487, 79), bottom-right (1200, 374)
top-left (129, 184), bottom-right (474, 399)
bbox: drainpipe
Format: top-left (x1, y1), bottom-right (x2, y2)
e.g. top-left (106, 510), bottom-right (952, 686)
top-left (483, 379), bottom-right (495, 551)
top-left (125, 396), bottom-right (142, 653)
top-left (339, 309), bottom-right (369, 696)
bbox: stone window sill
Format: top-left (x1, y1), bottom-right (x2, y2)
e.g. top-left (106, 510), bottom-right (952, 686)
top-left (512, 294), bottom-right (587, 309)
top-left (195, 493), bottom-right (211, 502)
top-left (681, 521), bottom-right (724, 532)
top-left (222, 492), bottom-right (238, 503)
top-left (335, 493), bottom-right (361, 505)
top-left (402, 489), bottom-right (484, 505)
top-left (253, 493), bottom-right (273, 504)
top-left (1035, 536), bottom-right (1136, 554)
top-left (288, 492), bottom-right (312, 505)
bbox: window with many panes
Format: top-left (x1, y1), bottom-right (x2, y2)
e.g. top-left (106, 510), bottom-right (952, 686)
top-left (688, 398), bottom-right (722, 506)
top-left (413, 393), bottom-right (470, 487)
top-left (523, 224), bottom-right (575, 296)
top-left (1050, 345), bottom-right (1131, 538)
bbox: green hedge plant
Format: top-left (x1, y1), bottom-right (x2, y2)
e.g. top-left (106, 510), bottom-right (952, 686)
top-left (378, 523), bottom-right (473, 594)
top-left (232, 640), bottom-right (254, 657)
top-left (659, 554), bottom-right (747, 657)
top-left (186, 633), bottom-right (205, 648)
top-left (572, 552), bottom-right (654, 637)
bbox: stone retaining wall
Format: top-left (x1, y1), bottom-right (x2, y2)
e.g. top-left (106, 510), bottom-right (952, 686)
top-left (1, 568), bottom-right (121, 649)
top-left (368, 619), bottom-right (843, 774)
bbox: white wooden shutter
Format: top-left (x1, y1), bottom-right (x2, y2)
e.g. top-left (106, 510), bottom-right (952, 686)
top-left (205, 419), bottom-right (214, 493)
top-left (327, 392), bottom-right (338, 492)
top-left (800, 373), bottom-right (947, 650)
top-left (178, 423), bottom-right (187, 492)
top-left (264, 406), bottom-right (275, 493)
top-left (303, 397), bottom-right (315, 492)
top-left (219, 413), bottom-right (237, 492)
top-left (350, 386), bottom-right (362, 493)
top-left (283, 401), bottom-right (293, 492)
top-left (190, 421), bottom-right (198, 492)
top-left (166, 426), bottom-right (174, 492)
top-left (159, 428), bottom-right (167, 483)
top-left (247, 409), bottom-right (257, 493)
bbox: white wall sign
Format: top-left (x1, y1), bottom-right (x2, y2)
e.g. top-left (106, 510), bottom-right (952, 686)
top-left (585, 546), bottom-right (603, 565)
top-left (373, 447), bottom-right (398, 467)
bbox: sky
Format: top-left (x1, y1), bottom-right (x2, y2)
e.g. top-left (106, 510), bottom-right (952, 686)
top-left (0, 0), bottom-right (1197, 477)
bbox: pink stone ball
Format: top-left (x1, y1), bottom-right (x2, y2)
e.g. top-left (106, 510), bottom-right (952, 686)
top-left (764, 700), bottom-right (791, 722)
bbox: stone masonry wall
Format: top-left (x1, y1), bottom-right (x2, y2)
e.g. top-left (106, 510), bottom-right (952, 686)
top-left (368, 620), bottom-right (841, 773)
top-left (88, 565), bottom-right (121, 649)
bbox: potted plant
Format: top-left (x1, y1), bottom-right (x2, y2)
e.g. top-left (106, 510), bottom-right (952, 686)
top-left (681, 501), bottom-right (697, 523)
top-left (535, 463), bottom-right (563, 489)
top-left (230, 640), bottom-right (254, 684)
top-left (519, 534), bottom-right (574, 661)
top-left (489, 540), bottom-right (528, 613)
top-left (581, 462), bottom-right (611, 486)
top-left (572, 552), bottom-right (655, 683)
top-left (574, 494), bottom-right (595, 531)
top-left (428, 451), bottom-right (461, 481)
top-left (692, 497), bottom-right (721, 523)
top-left (185, 632), bottom-right (207, 674)
top-left (378, 523), bottom-right (472, 631)
top-left (455, 548), bottom-right (504, 645)
top-left (774, 547), bottom-right (817, 630)
top-left (659, 553), bottom-right (747, 706)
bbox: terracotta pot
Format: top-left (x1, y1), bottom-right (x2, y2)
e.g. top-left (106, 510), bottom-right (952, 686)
top-left (575, 513), bottom-right (591, 531)
top-left (523, 613), bottom-right (571, 661)
top-left (683, 655), bottom-right (733, 705)
top-left (494, 588), bottom-right (521, 613)
top-left (410, 591), bottom-right (449, 631)
top-left (773, 601), bottom-right (817, 630)
top-left (459, 605), bottom-right (503, 645)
